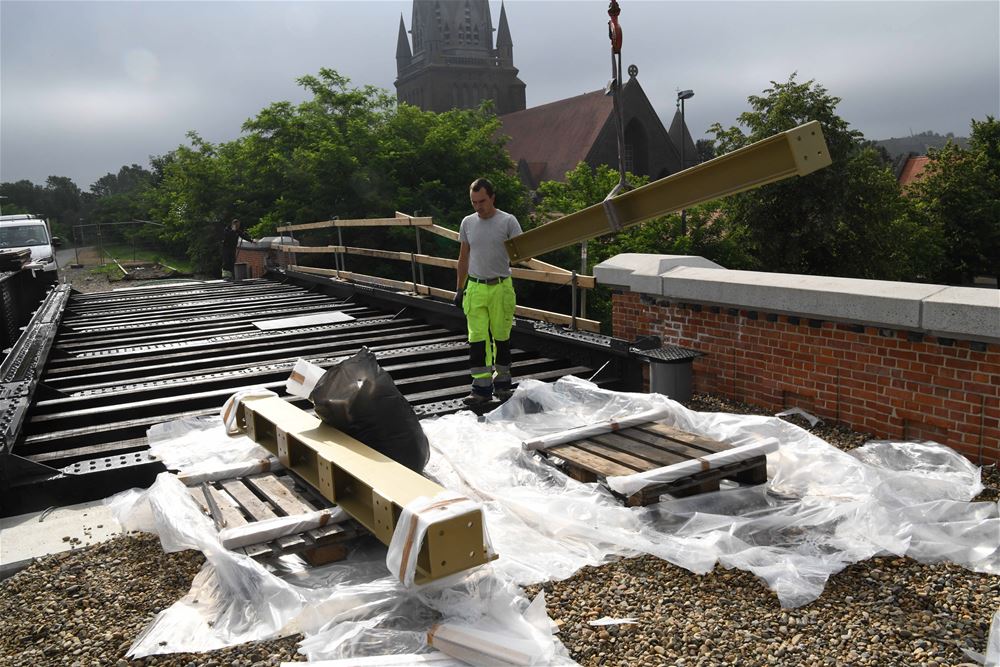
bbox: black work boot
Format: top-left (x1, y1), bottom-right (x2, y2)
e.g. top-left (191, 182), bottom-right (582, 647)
top-left (462, 385), bottom-right (493, 405)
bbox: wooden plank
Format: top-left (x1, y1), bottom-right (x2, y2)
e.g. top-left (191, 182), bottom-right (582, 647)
top-left (423, 224), bottom-right (460, 241)
top-left (572, 439), bottom-right (653, 472)
top-left (246, 473), bottom-right (314, 515)
top-left (220, 479), bottom-right (278, 521)
top-left (276, 475), bottom-right (358, 543)
top-left (287, 266), bottom-right (602, 332)
top-left (546, 444), bottom-right (638, 478)
top-left (278, 217), bottom-right (433, 232)
top-left (513, 305), bottom-right (600, 332)
top-left (587, 431), bottom-right (690, 467)
top-left (283, 249), bottom-right (594, 287)
top-left (276, 244), bottom-right (344, 254)
top-left (274, 474), bottom-right (318, 508)
top-left (510, 267), bottom-right (595, 288)
top-left (188, 487), bottom-right (208, 514)
top-left (218, 479), bottom-right (304, 549)
top-left (205, 484), bottom-right (249, 528)
top-left (518, 258), bottom-right (571, 275)
top-left (614, 427), bottom-right (721, 460)
top-left (637, 423), bottom-right (732, 454)
top-left (241, 474), bottom-right (353, 562)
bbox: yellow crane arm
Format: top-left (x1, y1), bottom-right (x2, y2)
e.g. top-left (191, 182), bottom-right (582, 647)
top-left (505, 120), bottom-right (833, 262)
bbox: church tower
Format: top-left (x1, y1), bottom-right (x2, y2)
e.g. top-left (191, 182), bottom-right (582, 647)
top-left (395, 0), bottom-right (526, 114)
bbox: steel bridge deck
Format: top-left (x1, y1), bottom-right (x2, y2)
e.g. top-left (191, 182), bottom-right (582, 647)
top-left (1, 274), bottom-right (644, 515)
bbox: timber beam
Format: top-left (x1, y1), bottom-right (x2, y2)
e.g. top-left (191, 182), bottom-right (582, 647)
top-left (236, 395), bottom-right (492, 583)
top-left (505, 120), bottom-right (833, 262)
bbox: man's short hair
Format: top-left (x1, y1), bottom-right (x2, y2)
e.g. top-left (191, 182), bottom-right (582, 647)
top-left (469, 178), bottom-right (495, 197)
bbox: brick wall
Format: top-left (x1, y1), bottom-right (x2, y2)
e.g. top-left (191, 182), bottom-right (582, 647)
top-left (235, 247), bottom-right (267, 278)
top-left (612, 291), bottom-right (999, 465)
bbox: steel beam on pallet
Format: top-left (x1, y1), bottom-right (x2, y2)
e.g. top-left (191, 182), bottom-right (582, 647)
top-left (237, 395), bottom-right (492, 584)
top-left (505, 121), bottom-right (833, 262)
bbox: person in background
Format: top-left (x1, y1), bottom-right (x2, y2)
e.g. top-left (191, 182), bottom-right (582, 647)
top-left (454, 178), bottom-right (522, 405)
top-left (221, 218), bottom-right (254, 280)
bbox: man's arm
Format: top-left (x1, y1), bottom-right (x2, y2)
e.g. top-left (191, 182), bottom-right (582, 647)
top-left (456, 241), bottom-right (470, 291)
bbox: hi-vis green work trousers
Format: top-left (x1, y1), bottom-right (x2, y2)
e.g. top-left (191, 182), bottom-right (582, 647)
top-left (462, 277), bottom-right (516, 397)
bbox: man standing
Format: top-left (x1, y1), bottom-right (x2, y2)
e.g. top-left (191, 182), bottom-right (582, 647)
top-left (221, 218), bottom-right (253, 280)
top-left (455, 178), bottom-right (522, 405)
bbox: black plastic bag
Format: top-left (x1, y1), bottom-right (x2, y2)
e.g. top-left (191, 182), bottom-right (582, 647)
top-left (310, 347), bottom-right (430, 473)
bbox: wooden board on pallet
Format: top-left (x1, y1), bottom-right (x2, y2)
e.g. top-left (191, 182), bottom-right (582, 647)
top-left (542, 422), bottom-right (767, 506)
top-left (187, 470), bottom-right (361, 564)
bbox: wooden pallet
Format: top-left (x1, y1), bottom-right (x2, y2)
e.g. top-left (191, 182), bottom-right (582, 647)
top-left (541, 422), bottom-right (767, 506)
top-left (187, 470), bottom-right (361, 564)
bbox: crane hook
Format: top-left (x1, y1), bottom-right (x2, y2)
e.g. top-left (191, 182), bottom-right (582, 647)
top-left (608, 0), bottom-right (623, 54)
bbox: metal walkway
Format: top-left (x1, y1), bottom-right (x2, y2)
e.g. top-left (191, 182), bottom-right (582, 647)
top-left (1, 274), bottom-right (644, 515)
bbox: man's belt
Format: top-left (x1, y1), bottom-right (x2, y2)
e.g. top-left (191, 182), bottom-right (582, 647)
top-left (467, 276), bottom-right (509, 285)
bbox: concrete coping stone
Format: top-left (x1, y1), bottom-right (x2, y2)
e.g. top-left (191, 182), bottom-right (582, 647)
top-left (593, 254), bottom-right (999, 342)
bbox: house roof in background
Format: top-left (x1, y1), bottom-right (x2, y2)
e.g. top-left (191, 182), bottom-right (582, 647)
top-left (898, 155), bottom-right (931, 188)
top-left (499, 89), bottom-right (612, 186)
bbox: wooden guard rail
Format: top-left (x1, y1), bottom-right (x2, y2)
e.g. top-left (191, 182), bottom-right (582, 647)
top-left (275, 211), bottom-right (600, 332)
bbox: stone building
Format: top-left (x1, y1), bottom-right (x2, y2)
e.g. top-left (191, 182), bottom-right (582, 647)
top-left (395, 0), bottom-right (526, 114)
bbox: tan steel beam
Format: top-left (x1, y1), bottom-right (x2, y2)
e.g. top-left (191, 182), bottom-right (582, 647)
top-left (504, 121), bottom-right (833, 262)
top-left (236, 395), bottom-right (493, 584)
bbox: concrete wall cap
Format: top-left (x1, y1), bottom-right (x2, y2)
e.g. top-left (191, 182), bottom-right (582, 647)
top-left (599, 253), bottom-right (999, 342)
top-left (922, 286), bottom-right (1000, 341)
top-left (593, 253), bottom-right (723, 290)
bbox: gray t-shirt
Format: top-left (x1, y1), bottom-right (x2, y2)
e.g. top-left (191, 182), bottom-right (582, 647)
top-left (459, 209), bottom-right (522, 279)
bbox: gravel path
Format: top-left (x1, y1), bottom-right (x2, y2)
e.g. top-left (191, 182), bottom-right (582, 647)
top-left (1, 395), bottom-right (996, 666)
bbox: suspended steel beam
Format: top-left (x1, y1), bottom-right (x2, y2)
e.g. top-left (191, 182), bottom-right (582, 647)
top-left (504, 120), bottom-right (833, 262)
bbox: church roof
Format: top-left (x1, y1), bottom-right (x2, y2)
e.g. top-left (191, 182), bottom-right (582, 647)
top-left (499, 89), bottom-right (613, 186)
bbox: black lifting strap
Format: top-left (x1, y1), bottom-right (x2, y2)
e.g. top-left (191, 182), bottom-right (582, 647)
top-left (603, 0), bottom-right (633, 232)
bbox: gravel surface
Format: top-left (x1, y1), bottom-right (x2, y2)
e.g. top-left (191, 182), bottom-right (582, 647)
top-left (1, 395), bottom-right (996, 666)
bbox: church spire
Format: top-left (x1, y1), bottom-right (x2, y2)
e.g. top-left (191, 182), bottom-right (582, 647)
top-left (396, 13), bottom-right (412, 63)
top-left (496, 1), bottom-right (513, 65)
top-left (497, 2), bottom-right (512, 47)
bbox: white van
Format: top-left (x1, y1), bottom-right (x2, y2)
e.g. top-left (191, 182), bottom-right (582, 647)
top-left (0, 214), bottom-right (61, 274)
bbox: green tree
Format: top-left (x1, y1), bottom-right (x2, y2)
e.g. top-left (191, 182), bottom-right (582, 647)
top-left (0, 176), bottom-right (84, 239)
top-left (709, 74), bottom-right (933, 280)
top-left (140, 69), bottom-right (525, 277)
top-left (144, 132), bottom-right (235, 272)
top-left (908, 117), bottom-right (1000, 285)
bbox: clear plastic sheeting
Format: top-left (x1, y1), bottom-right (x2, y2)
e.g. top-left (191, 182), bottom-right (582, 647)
top-left (108, 473), bottom-right (571, 663)
top-left (147, 415), bottom-right (272, 475)
top-left (219, 508), bottom-right (350, 550)
top-left (848, 439), bottom-right (984, 501)
top-left (106, 375), bottom-right (998, 662)
top-left (605, 438), bottom-right (780, 496)
top-left (479, 377), bottom-right (998, 606)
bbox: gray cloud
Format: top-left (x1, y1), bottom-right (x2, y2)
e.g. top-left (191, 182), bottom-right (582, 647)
top-left (2, 1), bottom-right (997, 190)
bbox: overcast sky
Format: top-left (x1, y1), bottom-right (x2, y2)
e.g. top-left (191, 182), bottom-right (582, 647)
top-left (2, 1), bottom-right (997, 190)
